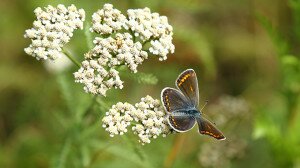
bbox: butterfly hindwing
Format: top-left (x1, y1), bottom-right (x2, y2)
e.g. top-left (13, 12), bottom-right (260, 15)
top-left (161, 87), bottom-right (193, 113)
top-left (168, 111), bottom-right (196, 132)
top-left (176, 69), bottom-right (199, 108)
top-left (196, 117), bottom-right (226, 140)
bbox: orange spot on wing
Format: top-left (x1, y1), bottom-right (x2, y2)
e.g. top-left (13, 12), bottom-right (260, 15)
top-left (165, 95), bottom-right (170, 111)
top-left (178, 73), bottom-right (191, 86)
top-left (170, 116), bottom-right (178, 127)
top-left (190, 85), bottom-right (193, 92)
top-left (200, 131), bottom-right (221, 138)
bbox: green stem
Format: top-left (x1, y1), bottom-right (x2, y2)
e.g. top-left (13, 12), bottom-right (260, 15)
top-left (79, 95), bottom-right (98, 122)
top-left (63, 49), bottom-right (81, 68)
top-left (56, 138), bottom-right (72, 168)
top-left (96, 96), bottom-right (111, 111)
top-left (129, 29), bottom-right (136, 42)
top-left (84, 22), bottom-right (94, 50)
top-left (122, 135), bottom-right (145, 161)
top-left (142, 39), bottom-right (151, 47)
top-left (86, 144), bottom-right (111, 168)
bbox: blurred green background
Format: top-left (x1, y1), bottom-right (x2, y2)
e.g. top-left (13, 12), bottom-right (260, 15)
top-left (1, 0), bottom-right (300, 167)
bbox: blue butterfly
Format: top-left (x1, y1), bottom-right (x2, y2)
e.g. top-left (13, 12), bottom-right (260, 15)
top-left (161, 69), bottom-right (226, 140)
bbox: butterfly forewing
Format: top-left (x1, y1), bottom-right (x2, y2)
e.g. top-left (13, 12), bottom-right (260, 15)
top-left (161, 87), bottom-right (193, 113)
top-left (168, 111), bottom-right (196, 132)
top-left (196, 117), bottom-right (226, 140)
top-left (176, 69), bottom-right (199, 108)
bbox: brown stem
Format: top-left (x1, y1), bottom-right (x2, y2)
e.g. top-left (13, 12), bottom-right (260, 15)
top-left (163, 134), bottom-right (186, 168)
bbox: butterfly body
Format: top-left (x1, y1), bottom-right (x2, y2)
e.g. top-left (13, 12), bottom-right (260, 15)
top-left (170, 109), bottom-right (201, 119)
top-left (161, 69), bottom-right (226, 140)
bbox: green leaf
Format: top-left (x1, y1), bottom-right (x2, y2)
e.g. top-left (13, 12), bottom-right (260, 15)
top-left (124, 72), bottom-right (158, 85)
top-left (81, 119), bottom-right (101, 139)
top-left (281, 55), bottom-right (299, 66)
top-left (80, 145), bottom-right (90, 167)
top-left (57, 74), bottom-right (73, 112)
top-left (56, 74), bottom-right (93, 122)
top-left (108, 145), bottom-right (153, 168)
top-left (53, 138), bottom-right (71, 168)
top-left (88, 140), bottom-right (153, 168)
top-left (253, 112), bottom-right (281, 142)
top-left (121, 135), bottom-right (145, 161)
top-left (281, 55), bottom-right (300, 93)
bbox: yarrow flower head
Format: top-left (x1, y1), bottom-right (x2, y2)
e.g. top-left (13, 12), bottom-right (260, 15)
top-left (102, 95), bottom-right (173, 145)
top-left (198, 137), bottom-right (247, 168)
top-left (74, 4), bottom-right (174, 96)
top-left (125, 7), bottom-right (174, 60)
top-left (74, 60), bottom-right (123, 95)
top-left (90, 4), bottom-right (126, 35)
top-left (24, 4), bottom-right (85, 61)
top-left (207, 95), bottom-right (250, 126)
top-left (102, 102), bottom-right (135, 136)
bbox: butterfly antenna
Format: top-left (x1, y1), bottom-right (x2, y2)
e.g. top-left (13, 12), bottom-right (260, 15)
top-left (200, 100), bottom-right (217, 125)
top-left (200, 100), bottom-right (209, 112)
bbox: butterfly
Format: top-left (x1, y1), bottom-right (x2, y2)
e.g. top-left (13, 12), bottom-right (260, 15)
top-left (161, 69), bottom-right (226, 140)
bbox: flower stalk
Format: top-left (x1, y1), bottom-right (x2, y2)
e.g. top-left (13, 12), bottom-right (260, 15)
top-left (63, 49), bottom-right (81, 68)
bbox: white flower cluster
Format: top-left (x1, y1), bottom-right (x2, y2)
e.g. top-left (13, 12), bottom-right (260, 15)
top-left (102, 95), bottom-right (172, 145)
top-left (74, 60), bottom-right (123, 95)
top-left (90, 4), bottom-right (126, 34)
top-left (75, 4), bottom-right (174, 95)
top-left (102, 102), bottom-right (135, 136)
top-left (24, 4), bottom-right (85, 61)
top-left (125, 7), bottom-right (174, 60)
top-left (207, 95), bottom-right (250, 126)
top-left (86, 33), bottom-right (148, 73)
top-left (89, 4), bottom-right (175, 60)
top-left (132, 96), bottom-right (171, 144)
top-left (198, 137), bottom-right (247, 168)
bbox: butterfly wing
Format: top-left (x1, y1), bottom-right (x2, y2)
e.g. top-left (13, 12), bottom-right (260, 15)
top-left (168, 111), bottom-right (196, 132)
top-left (161, 87), bottom-right (193, 113)
top-left (176, 69), bottom-right (199, 108)
top-left (196, 116), bottom-right (226, 140)
top-left (161, 88), bottom-right (196, 132)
